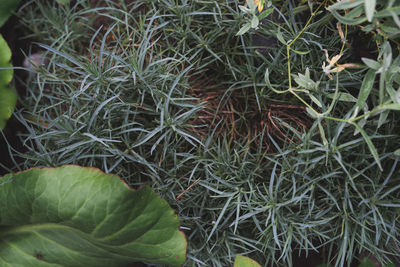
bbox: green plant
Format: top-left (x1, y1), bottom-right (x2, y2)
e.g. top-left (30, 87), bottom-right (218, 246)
top-left (56, 0), bottom-right (71, 5)
top-left (236, 0), bottom-right (273, 36)
top-left (0, 34), bottom-right (16, 130)
top-left (8, 0), bottom-right (400, 266)
top-left (317, 256), bottom-right (395, 267)
top-left (0, 0), bottom-right (20, 130)
top-left (0, 0), bottom-right (21, 26)
top-left (0, 165), bottom-right (187, 266)
top-left (237, 254), bottom-right (398, 267)
top-left (358, 257), bottom-right (394, 267)
top-left (234, 255), bottom-right (261, 267)
top-left (262, 0), bottom-right (400, 171)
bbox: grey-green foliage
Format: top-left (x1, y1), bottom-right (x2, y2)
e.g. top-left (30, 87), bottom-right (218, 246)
top-left (328, 0), bottom-right (400, 36)
top-left (8, 0), bottom-right (400, 266)
top-left (236, 1), bottom-right (274, 36)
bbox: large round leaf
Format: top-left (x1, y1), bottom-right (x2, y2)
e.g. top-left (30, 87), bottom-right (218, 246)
top-left (0, 33), bottom-right (16, 130)
top-left (234, 255), bottom-right (261, 267)
top-left (0, 165), bottom-right (187, 266)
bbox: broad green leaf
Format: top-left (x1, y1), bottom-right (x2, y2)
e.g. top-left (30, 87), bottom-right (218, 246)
top-left (364, 0), bottom-right (376, 22)
top-left (394, 149), bottom-right (400, 156)
top-left (234, 255), bottom-right (261, 267)
top-left (0, 165), bottom-right (187, 266)
top-left (356, 69), bottom-right (376, 114)
top-left (0, 34), bottom-right (17, 130)
top-left (236, 22), bottom-right (251, 36)
top-left (0, 35), bottom-right (12, 84)
top-left (352, 123), bottom-right (382, 171)
top-left (0, 0), bottom-right (22, 27)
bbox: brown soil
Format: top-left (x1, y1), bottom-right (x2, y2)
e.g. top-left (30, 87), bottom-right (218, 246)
top-left (187, 79), bottom-right (311, 152)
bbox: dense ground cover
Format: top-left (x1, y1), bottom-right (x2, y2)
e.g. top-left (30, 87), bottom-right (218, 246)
top-left (1, 0), bottom-right (400, 266)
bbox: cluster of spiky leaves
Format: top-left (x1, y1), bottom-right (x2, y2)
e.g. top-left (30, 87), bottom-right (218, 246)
top-left (6, 0), bottom-right (400, 266)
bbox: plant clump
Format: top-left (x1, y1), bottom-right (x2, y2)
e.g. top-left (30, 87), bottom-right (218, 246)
top-left (4, 0), bottom-right (400, 266)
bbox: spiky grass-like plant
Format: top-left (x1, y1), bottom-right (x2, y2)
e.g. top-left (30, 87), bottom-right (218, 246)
top-left (5, 0), bottom-right (400, 266)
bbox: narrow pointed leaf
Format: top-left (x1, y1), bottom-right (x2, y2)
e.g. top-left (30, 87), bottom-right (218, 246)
top-left (327, 92), bottom-right (357, 102)
top-left (291, 48), bottom-right (311, 55)
top-left (378, 103), bottom-right (400, 110)
top-left (251, 15), bottom-right (259, 28)
top-left (239, 5), bottom-right (251, 14)
top-left (330, 7), bottom-right (368, 25)
top-left (276, 28), bottom-right (286, 45)
top-left (364, 0), bottom-right (376, 22)
top-left (377, 109), bottom-right (389, 128)
top-left (236, 22), bottom-right (251, 36)
top-left (361, 57), bottom-right (381, 70)
top-left (327, 0), bottom-right (363, 11)
top-left (258, 8), bottom-right (274, 20)
top-left (309, 94), bottom-right (322, 107)
top-left (306, 107), bottom-right (319, 118)
top-left (352, 123), bottom-right (382, 171)
top-left (356, 69), bottom-right (376, 114)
